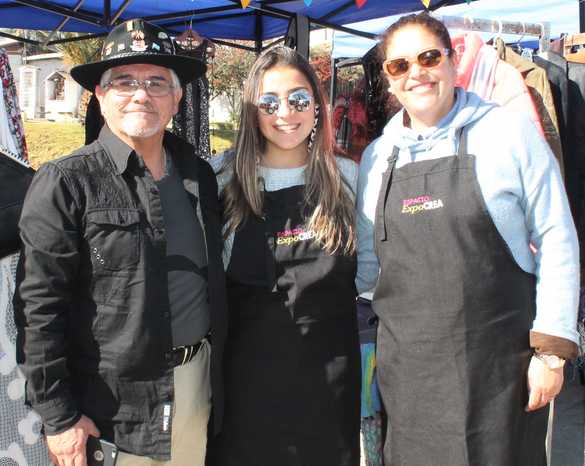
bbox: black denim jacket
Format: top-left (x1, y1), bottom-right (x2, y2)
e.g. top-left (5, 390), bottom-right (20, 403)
top-left (13, 126), bottom-right (227, 460)
top-left (0, 155), bottom-right (34, 258)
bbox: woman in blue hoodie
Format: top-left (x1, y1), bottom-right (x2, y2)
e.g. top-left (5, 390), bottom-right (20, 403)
top-left (356, 13), bottom-right (579, 466)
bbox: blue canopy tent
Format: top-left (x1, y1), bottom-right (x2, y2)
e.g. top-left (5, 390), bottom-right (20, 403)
top-left (0, 0), bottom-right (472, 50)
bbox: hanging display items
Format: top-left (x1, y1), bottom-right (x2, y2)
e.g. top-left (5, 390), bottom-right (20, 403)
top-left (240, 0), bottom-right (369, 9)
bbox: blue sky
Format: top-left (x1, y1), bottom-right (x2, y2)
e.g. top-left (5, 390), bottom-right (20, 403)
top-left (332, 0), bottom-right (579, 58)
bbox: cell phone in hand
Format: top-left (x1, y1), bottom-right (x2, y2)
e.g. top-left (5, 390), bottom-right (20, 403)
top-left (86, 436), bottom-right (118, 466)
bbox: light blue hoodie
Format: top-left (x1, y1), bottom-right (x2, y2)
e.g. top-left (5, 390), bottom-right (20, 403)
top-left (356, 87), bottom-right (579, 344)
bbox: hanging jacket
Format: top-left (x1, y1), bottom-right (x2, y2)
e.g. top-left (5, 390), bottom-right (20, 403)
top-left (452, 33), bottom-right (544, 137)
top-left (0, 154), bottom-right (33, 258)
top-left (496, 40), bottom-right (564, 177)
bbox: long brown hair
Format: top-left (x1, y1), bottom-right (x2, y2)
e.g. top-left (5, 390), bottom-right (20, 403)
top-left (222, 46), bottom-right (355, 255)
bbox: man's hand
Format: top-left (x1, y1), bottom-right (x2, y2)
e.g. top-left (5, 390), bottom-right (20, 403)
top-left (46, 415), bottom-right (100, 466)
top-left (525, 355), bottom-right (564, 412)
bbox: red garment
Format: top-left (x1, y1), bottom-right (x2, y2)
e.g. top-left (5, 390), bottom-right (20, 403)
top-left (452, 33), bottom-right (544, 136)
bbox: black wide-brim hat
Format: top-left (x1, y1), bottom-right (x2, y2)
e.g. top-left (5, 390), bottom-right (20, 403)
top-left (71, 19), bottom-right (205, 91)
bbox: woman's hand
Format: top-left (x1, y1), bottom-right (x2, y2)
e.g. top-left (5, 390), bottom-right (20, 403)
top-left (525, 355), bottom-right (564, 412)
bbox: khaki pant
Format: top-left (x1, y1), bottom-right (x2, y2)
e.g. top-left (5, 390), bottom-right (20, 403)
top-left (117, 339), bottom-right (211, 466)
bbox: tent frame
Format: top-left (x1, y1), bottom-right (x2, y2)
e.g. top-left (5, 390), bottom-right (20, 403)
top-left (2, 0), bottom-right (461, 50)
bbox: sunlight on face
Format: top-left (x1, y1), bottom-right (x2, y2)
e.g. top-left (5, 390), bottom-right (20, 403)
top-left (96, 63), bottom-right (182, 141)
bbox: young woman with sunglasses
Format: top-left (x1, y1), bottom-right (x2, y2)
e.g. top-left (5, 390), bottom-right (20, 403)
top-left (207, 46), bottom-right (360, 466)
top-left (356, 13), bottom-right (579, 466)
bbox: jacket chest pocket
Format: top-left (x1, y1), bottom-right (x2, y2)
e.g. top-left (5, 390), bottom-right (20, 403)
top-left (86, 208), bottom-right (141, 271)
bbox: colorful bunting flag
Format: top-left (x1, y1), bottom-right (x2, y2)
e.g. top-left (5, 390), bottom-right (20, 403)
top-left (356, 0), bottom-right (367, 8)
top-left (241, 0), bottom-right (251, 7)
top-left (421, 0), bottom-right (431, 7)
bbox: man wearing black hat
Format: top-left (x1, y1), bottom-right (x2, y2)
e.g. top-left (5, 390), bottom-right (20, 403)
top-left (14, 19), bottom-right (227, 466)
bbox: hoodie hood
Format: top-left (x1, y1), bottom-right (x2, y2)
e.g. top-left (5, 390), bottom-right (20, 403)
top-left (382, 87), bottom-right (496, 162)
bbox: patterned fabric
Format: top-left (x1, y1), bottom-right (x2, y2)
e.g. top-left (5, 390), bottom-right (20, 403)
top-left (360, 343), bottom-right (381, 418)
top-left (0, 253), bottom-right (51, 465)
top-left (361, 414), bottom-right (384, 466)
top-left (172, 41), bottom-right (210, 160)
top-left (578, 287), bottom-right (585, 358)
top-left (0, 49), bottom-right (27, 162)
top-left (172, 76), bottom-right (211, 160)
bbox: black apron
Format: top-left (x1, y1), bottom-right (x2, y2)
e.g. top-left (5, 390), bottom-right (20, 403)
top-left (373, 130), bottom-right (548, 466)
top-left (211, 185), bottom-right (360, 466)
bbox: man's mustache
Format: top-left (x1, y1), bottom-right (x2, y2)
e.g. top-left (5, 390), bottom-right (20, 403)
top-left (122, 105), bottom-right (156, 113)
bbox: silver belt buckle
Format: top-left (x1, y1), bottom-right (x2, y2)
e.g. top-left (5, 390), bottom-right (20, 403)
top-left (174, 345), bottom-right (192, 366)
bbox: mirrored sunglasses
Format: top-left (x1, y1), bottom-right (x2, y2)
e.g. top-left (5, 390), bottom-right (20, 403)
top-left (257, 89), bottom-right (313, 115)
top-left (383, 48), bottom-right (451, 79)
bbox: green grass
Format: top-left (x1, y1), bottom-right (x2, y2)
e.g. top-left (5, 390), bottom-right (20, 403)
top-left (24, 120), bottom-right (237, 169)
top-left (209, 125), bottom-right (237, 155)
top-left (24, 121), bottom-right (85, 169)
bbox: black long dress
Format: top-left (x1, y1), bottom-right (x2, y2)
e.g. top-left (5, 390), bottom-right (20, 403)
top-left (209, 185), bottom-right (360, 466)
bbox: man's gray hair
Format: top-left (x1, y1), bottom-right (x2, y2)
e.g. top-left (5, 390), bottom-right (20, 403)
top-left (99, 67), bottom-right (181, 90)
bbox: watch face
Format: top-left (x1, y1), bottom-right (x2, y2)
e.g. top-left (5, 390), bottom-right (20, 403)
top-left (537, 354), bottom-right (565, 369)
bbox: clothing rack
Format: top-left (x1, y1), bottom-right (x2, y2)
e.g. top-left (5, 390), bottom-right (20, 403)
top-left (564, 32), bottom-right (585, 63)
top-left (433, 14), bottom-right (551, 52)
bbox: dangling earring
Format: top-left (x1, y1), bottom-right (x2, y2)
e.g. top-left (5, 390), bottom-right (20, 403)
top-left (307, 105), bottom-right (320, 153)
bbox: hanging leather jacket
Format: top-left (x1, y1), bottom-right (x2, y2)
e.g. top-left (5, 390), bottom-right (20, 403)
top-left (0, 154), bottom-right (34, 258)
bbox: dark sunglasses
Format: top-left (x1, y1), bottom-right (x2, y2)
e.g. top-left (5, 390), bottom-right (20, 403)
top-left (383, 48), bottom-right (452, 78)
top-left (257, 89), bottom-right (313, 115)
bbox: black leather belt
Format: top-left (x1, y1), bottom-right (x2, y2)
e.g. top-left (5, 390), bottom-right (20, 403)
top-left (167, 339), bottom-right (205, 367)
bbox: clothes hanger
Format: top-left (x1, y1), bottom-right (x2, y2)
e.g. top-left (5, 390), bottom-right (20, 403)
top-left (176, 17), bottom-right (203, 51)
top-left (492, 19), bottom-right (503, 49)
top-left (517, 22), bottom-right (534, 61)
top-left (563, 32), bottom-right (585, 63)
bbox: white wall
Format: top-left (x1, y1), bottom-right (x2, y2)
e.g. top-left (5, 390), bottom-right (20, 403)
top-left (19, 65), bottom-right (39, 120)
top-left (44, 71), bottom-right (81, 120)
top-left (18, 54), bottom-right (82, 120)
top-left (209, 94), bottom-right (232, 123)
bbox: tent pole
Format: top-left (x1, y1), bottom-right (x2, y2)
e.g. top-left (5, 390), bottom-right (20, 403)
top-left (104, 0), bottom-right (111, 26)
top-left (319, 0), bottom-right (355, 22)
top-left (162, 12), bottom-right (254, 30)
top-left (42, 0), bottom-right (86, 47)
top-left (255, 11), bottom-right (263, 55)
top-left (210, 38), bottom-right (257, 52)
top-left (48, 32), bottom-right (107, 45)
top-left (0, 30), bottom-right (40, 45)
top-left (110, 0), bottom-right (133, 25)
top-left (144, 5), bottom-right (242, 22)
top-left (12, 0), bottom-right (103, 26)
top-left (330, 57), bottom-right (339, 104)
top-left (309, 18), bottom-right (377, 39)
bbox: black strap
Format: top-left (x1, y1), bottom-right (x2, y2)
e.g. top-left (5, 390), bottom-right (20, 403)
top-left (375, 129), bottom-right (466, 247)
top-left (374, 147), bottom-right (399, 244)
top-left (457, 127), bottom-right (468, 157)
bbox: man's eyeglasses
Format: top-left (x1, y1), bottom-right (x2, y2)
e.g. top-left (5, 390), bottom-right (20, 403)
top-left (257, 89), bottom-right (313, 115)
top-left (383, 48), bottom-right (452, 79)
top-left (104, 78), bottom-right (176, 97)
